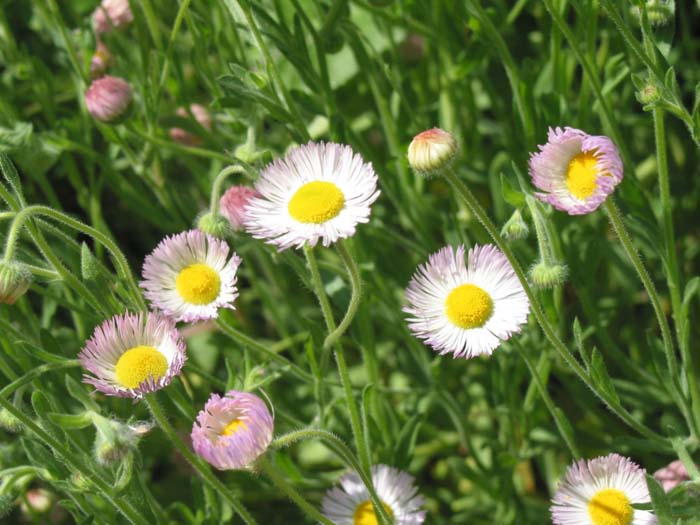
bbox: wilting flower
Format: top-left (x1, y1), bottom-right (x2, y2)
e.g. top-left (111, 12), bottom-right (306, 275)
top-left (168, 104), bottom-right (213, 146)
top-left (322, 464), bottom-right (426, 525)
top-left (93, 0), bottom-right (134, 35)
top-left (0, 260), bottom-right (32, 304)
top-left (85, 75), bottom-right (132, 123)
top-left (407, 128), bottom-right (458, 174)
top-left (141, 230), bottom-right (241, 323)
top-left (191, 390), bottom-right (273, 470)
top-left (244, 142), bottom-right (380, 250)
top-left (654, 460), bottom-right (692, 492)
top-left (551, 454), bottom-right (657, 525)
top-left (79, 312), bottom-right (186, 398)
top-left (529, 127), bottom-right (623, 215)
top-left (404, 244), bottom-right (529, 358)
top-left (220, 186), bottom-right (261, 232)
top-left (90, 41), bottom-right (113, 78)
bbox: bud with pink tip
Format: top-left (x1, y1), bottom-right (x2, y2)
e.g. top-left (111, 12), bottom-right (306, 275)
top-left (0, 261), bottom-right (32, 305)
top-left (653, 460), bottom-right (692, 492)
top-left (85, 75), bottom-right (132, 123)
top-left (220, 186), bottom-right (261, 232)
top-left (90, 41), bottom-right (113, 78)
top-left (407, 127), bottom-right (458, 175)
top-left (169, 104), bottom-right (213, 146)
top-left (93, 0), bottom-right (134, 35)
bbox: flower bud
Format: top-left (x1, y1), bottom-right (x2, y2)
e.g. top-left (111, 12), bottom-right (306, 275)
top-left (93, 0), bottom-right (134, 35)
top-left (0, 407), bottom-right (21, 432)
top-left (636, 83), bottom-right (661, 105)
top-left (529, 260), bottom-right (568, 289)
top-left (653, 460), bottom-right (692, 492)
top-left (219, 185), bottom-right (261, 231)
top-left (85, 75), bottom-right (133, 123)
top-left (629, 1), bottom-right (674, 27)
top-left (168, 104), bottom-right (213, 146)
top-left (90, 41), bottom-right (113, 78)
top-left (19, 489), bottom-right (53, 516)
top-left (196, 212), bottom-right (232, 239)
top-left (408, 128), bottom-right (458, 175)
top-left (501, 210), bottom-right (529, 240)
top-left (92, 415), bottom-right (139, 467)
top-left (0, 260), bottom-right (32, 304)
top-left (399, 34), bottom-right (425, 65)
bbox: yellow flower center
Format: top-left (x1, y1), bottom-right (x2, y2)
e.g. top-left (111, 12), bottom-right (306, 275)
top-left (353, 500), bottom-right (394, 525)
top-left (566, 151), bottom-right (600, 200)
top-left (445, 283), bottom-right (493, 329)
top-left (288, 181), bottom-right (345, 224)
top-left (175, 263), bottom-right (221, 305)
top-left (221, 418), bottom-right (247, 437)
top-left (115, 346), bottom-right (168, 389)
top-left (588, 488), bottom-right (634, 525)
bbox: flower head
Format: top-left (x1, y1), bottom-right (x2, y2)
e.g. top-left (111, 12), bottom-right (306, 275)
top-left (90, 41), bottom-right (113, 78)
top-left (0, 260), bottom-right (32, 304)
top-left (141, 230), bottom-right (241, 323)
top-left (79, 312), bottom-right (186, 398)
top-left (168, 104), bottom-right (213, 146)
top-left (191, 390), bottom-right (273, 470)
top-left (322, 464), bottom-right (426, 525)
top-left (552, 453), bottom-right (657, 525)
top-left (85, 75), bottom-right (132, 123)
top-left (93, 0), bottom-right (134, 35)
top-left (407, 128), bottom-right (458, 174)
top-left (220, 186), bottom-right (261, 232)
top-left (653, 460), bottom-right (692, 492)
top-left (529, 127), bottom-right (623, 215)
top-left (244, 141), bottom-right (380, 250)
top-left (404, 244), bottom-right (529, 358)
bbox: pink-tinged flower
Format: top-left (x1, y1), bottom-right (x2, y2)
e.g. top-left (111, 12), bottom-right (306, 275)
top-left (140, 230), bottom-right (241, 323)
top-left (168, 104), bottom-right (213, 146)
top-left (93, 0), bottom-right (134, 35)
top-left (90, 41), bottom-right (113, 78)
top-left (191, 391), bottom-right (273, 470)
top-left (404, 244), bottom-right (529, 358)
top-left (322, 464), bottom-right (426, 525)
top-left (529, 127), bottom-right (623, 215)
top-left (79, 312), bottom-right (186, 399)
top-left (653, 460), bottom-right (692, 492)
top-left (244, 142), bottom-right (379, 250)
top-left (407, 128), bottom-right (458, 174)
top-left (85, 75), bottom-right (132, 123)
top-left (551, 454), bottom-right (657, 525)
top-left (0, 261), bottom-right (32, 305)
top-left (220, 186), bottom-right (261, 231)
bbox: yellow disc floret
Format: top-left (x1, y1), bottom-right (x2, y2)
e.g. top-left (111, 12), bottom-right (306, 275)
top-left (353, 500), bottom-right (394, 525)
top-left (221, 418), bottom-right (247, 437)
top-left (588, 488), bottom-right (634, 525)
top-left (288, 181), bottom-right (345, 224)
top-left (115, 346), bottom-right (168, 389)
top-left (566, 151), bottom-right (600, 200)
top-left (175, 263), bottom-right (221, 305)
top-left (445, 283), bottom-right (494, 329)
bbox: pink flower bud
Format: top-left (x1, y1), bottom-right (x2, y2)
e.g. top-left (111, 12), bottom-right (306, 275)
top-left (653, 460), bottom-right (692, 492)
top-left (220, 186), bottom-right (261, 231)
top-left (408, 127), bottom-right (458, 174)
top-left (168, 104), bottom-right (213, 146)
top-left (90, 41), bottom-right (113, 78)
top-left (93, 0), bottom-right (134, 35)
top-left (85, 75), bottom-right (132, 123)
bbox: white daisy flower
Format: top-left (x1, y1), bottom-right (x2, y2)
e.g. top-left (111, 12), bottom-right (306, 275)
top-left (244, 141), bottom-right (380, 250)
top-left (552, 454), bottom-right (657, 525)
top-left (404, 244), bottom-right (529, 358)
top-left (321, 464), bottom-right (426, 525)
top-left (140, 230), bottom-right (241, 323)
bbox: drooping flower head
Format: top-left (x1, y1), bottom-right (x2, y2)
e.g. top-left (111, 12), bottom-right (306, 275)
top-left (529, 127), bottom-right (623, 215)
top-left (79, 312), bottom-right (186, 398)
top-left (653, 460), bottom-right (692, 492)
top-left (407, 128), bottom-right (458, 174)
top-left (85, 75), bottom-right (132, 123)
top-left (0, 260), bottom-right (32, 305)
top-left (168, 104), bottom-right (213, 146)
top-left (404, 244), bottom-right (529, 358)
top-left (220, 186), bottom-right (261, 232)
top-left (244, 142), bottom-right (380, 250)
top-left (93, 0), bottom-right (134, 35)
top-left (551, 454), bottom-right (657, 525)
top-left (322, 464), bottom-right (426, 525)
top-left (141, 230), bottom-right (241, 323)
top-left (191, 390), bottom-right (273, 470)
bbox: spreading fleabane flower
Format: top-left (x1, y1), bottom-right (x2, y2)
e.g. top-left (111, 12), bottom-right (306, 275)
top-left (85, 75), bottom-right (132, 123)
top-left (404, 244), bottom-right (529, 358)
top-left (407, 128), bottom-right (458, 174)
top-left (244, 142), bottom-right (380, 250)
top-left (322, 464), bottom-right (426, 525)
top-left (191, 390), bottom-right (273, 470)
top-left (529, 127), bottom-right (623, 215)
top-left (141, 230), bottom-right (241, 322)
top-left (79, 312), bottom-right (186, 398)
top-left (220, 186), bottom-right (261, 232)
top-left (93, 0), bottom-right (134, 35)
top-left (551, 453), bottom-right (657, 525)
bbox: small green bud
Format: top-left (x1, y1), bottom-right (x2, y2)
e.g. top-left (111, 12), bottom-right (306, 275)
top-left (0, 260), bottom-right (32, 304)
top-left (408, 128), bottom-right (458, 175)
top-left (630, 1), bottom-right (674, 26)
top-left (0, 408), bottom-right (21, 433)
top-left (636, 83), bottom-right (661, 105)
top-left (529, 261), bottom-right (568, 289)
top-left (196, 212), bottom-right (232, 239)
top-left (92, 414), bottom-right (139, 467)
top-left (501, 210), bottom-right (529, 241)
top-left (69, 471), bottom-right (92, 491)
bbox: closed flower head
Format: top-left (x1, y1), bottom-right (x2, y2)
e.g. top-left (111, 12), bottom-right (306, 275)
top-left (653, 460), bottom-right (692, 492)
top-left (85, 75), bottom-right (132, 123)
top-left (219, 186), bottom-right (261, 232)
top-left (0, 260), bottom-right (32, 305)
top-left (169, 104), bottom-right (213, 146)
top-left (93, 0), bottom-right (134, 35)
top-left (407, 128), bottom-right (458, 174)
top-left (90, 41), bottom-right (113, 78)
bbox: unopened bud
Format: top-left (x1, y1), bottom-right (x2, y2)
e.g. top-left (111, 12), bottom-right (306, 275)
top-left (219, 185), bottom-right (261, 231)
top-left (196, 212), bottom-right (232, 239)
top-left (93, 0), bottom-right (134, 35)
top-left (92, 415), bottom-right (139, 467)
top-left (399, 34), bottom-right (425, 65)
top-left (85, 75), bottom-right (133, 124)
top-left (637, 83), bottom-right (661, 105)
top-left (408, 128), bottom-right (458, 175)
top-left (0, 260), bottom-right (32, 304)
top-left (19, 489), bottom-right (53, 516)
top-left (653, 460), bottom-right (693, 492)
top-left (169, 104), bottom-right (213, 146)
top-left (529, 261), bottom-right (568, 289)
top-left (90, 41), bottom-right (113, 78)
top-left (0, 407), bottom-right (21, 432)
top-left (630, 1), bottom-right (674, 26)
top-left (501, 210), bottom-right (529, 240)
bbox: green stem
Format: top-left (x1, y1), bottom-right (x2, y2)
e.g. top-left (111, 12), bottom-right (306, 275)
top-left (24, 264), bottom-right (60, 280)
top-left (324, 240), bottom-right (362, 350)
top-left (0, 360), bottom-right (80, 399)
top-left (257, 455), bottom-right (334, 525)
top-left (442, 167), bottom-right (666, 444)
top-left (145, 395), bottom-right (258, 525)
top-left (155, 0), bottom-right (193, 111)
top-left (209, 165), bottom-right (247, 216)
top-left (44, 0), bottom-right (88, 84)
top-left (0, 211), bottom-right (15, 221)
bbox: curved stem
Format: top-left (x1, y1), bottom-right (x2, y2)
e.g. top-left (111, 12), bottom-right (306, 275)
top-left (257, 455), bottom-right (334, 525)
top-left (209, 165), bottom-right (247, 216)
top-left (0, 360), bottom-right (80, 399)
top-left (145, 395), bottom-right (258, 525)
top-left (324, 240), bottom-right (362, 350)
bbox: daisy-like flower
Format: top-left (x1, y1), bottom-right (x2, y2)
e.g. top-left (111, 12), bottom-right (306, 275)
top-left (552, 454), bottom-right (657, 525)
top-left (79, 312), bottom-right (186, 398)
top-left (244, 141), bottom-right (380, 250)
top-left (321, 464), bottom-right (426, 525)
top-left (191, 390), bottom-right (273, 470)
top-left (529, 127), bottom-right (623, 215)
top-left (141, 230), bottom-right (241, 323)
top-left (404, 244), bottom-right (529, 358)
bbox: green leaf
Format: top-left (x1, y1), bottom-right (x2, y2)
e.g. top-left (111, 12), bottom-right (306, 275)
top-left (500, 172), bottom-right (526, 208)
top-left (589, 349), bottom-right (620, 404)
top-left (0, 122), bottom-right (32, 153)
top-left (65, 375), bottom-right (100, 412)
top-left (47, 412), bottom-right (93, 429)
top-left (645, 474), bottom-right (673, 525)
